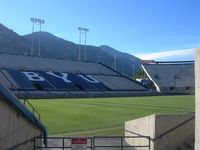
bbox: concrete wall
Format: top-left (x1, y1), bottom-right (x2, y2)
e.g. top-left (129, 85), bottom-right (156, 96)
top-left (0, 98), bottom-right (42, 149)
top-left (195, 48), bottom-right (200, 150)
top-left (159, 87), bottom-right (194, 95)
top-left (154, 113), bottom-right (194, 150)
top-left (125, 114), bottom-right (155, 149)
top-left (125, 113), bottom-right (194, 150)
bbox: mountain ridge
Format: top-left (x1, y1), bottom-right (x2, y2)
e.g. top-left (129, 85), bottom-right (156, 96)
top-left (0, 23), bottom-right (141, 77)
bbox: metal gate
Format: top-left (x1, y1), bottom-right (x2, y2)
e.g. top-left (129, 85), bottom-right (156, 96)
top-left (34, 136), bottom-right (150, 150)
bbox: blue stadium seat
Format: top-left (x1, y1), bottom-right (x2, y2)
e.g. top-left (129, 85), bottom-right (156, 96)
top-left (70, 74), bottom-right (108, 91)
top-left (38, 71), bottom-right (79, 90)
top-left (4, 69), bottom-right (109, 91)
top-left (21, 71), bottom-right (55, 90)
top-left (5, 69), bottom-right (35, 90)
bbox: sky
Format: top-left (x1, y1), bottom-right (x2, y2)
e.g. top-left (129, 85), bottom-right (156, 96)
top-left (0, 0), bottom-right (199, 61)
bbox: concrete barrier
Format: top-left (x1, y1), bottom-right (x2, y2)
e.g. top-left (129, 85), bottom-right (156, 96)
top-left (195, 48), bottom-right (200, 150)
top-left (125, 113), bottom-right (194, 150)
top-left (125, 115), bottom-right (155, 149)
top-left (0, 85), bottom-right (45, 149)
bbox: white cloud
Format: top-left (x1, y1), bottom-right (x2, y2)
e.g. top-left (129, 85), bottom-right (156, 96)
top-left (136, 49), bottom-right (195, 61)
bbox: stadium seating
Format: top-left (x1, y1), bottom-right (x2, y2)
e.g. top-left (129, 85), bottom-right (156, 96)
top-left (0, 53), bottom-right (117, 75)
top-left (92, 75), bottom-right (147, 91)
top-left (38, 71), bottom-right (79, 90)
top-left (0, 53), bottom-right (149, 98)
top-left (1, 69), bottom-right (35, 90)
top-left (0, 69), bottom-right (109, 91)
top-left (142, 62), bottom-right (194, 94)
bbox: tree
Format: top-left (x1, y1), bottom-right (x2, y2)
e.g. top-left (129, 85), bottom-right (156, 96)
top-left (135, 68), bottom-right (145, 79)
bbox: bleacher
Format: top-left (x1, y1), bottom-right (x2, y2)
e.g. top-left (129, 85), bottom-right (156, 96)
top-left (0, 53), bottom-right (150, 98)
top-left (142, 61), bottom-right (194, 94)
top-left (0, 53), bottom-right (118, 75)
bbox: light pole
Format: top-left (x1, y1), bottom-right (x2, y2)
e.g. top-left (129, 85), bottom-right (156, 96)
top-left (78, 27), bottom-right (81, 61)
top-left (132, 62), bottom-right (135, 79)
top-left (30, 18), bottom-right (35, 56)
top-left (30, 17), bottom-right (45, 57)
top-left (38, 19), bottom-right (45, 57)
top-left (132, 58), bottom-right (136, 79)
top-left (78, 27), bottom-right (89, 61)
top-left (114, 51), bottom-right (117, 70)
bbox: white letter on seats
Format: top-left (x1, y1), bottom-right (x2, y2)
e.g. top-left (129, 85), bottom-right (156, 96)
top-left (22, 71), bottom-right (45, 81)
top-left (78, 75), bottom-right (99, 83)
top-left (46, 72), bottom-right (72, 83)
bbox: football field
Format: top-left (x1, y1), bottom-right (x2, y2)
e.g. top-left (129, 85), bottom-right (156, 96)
top-left (28, 95), bottom-right (194, 136)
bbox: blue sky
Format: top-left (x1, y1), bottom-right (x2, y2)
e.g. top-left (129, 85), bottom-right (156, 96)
top-left (0, 0), bottom-right (199, 60)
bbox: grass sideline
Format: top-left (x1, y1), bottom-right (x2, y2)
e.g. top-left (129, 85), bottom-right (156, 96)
top-left (27, 95), bottom-right (194, 136)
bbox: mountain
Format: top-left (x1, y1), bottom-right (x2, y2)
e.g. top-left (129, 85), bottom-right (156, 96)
top-left (0, 23), bottom-right (141, 78)
top-left (99, 45), bottom-right (141, 76)
top-left (0, 23), bottom-right (29, 54)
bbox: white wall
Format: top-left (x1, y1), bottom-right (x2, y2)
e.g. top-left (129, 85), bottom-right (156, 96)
top-left (195, 49), bottom-right (200, 150)
top-left (0, 98), bottom-right (42, 149)
top-left (125, 113), bottom-right (194, 150)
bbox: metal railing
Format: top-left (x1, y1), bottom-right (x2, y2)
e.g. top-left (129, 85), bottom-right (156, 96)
top-left (33, 136), bottom-right (151, 150)
top-left (34, 136), bottom-right (93, 149)
top-left (93, 136), bottom-right (150, 150)
top-left (22, 99), bottom-right (41, 120)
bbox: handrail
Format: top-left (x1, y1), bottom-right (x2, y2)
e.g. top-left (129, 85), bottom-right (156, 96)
top-left (23, 99), bottom-right (41, 120)
top-left (34, 136), bottom-right (151, 150)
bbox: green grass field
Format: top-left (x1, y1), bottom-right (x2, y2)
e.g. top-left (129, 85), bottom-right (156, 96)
top-left (28, 95), bottom-right (195, 136)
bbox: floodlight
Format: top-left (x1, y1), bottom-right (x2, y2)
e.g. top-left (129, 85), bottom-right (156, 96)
top-left (78, 27), bottom-right (89, 61)
top-left (30, 17), bottom-right (45, 57)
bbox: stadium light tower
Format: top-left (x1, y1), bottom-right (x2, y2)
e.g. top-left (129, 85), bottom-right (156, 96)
top-left (78, 27), bottom-right (89, 61)
top-left (78, 27), bottom-right (81, 61)
top-left (113, 51), bottom-right (117, 70)
top-left (132, 59), bottom-right (135, 78)
top-left (30, 18), bottom-right (35, 56)
top-left (132, 62), bottom-right (135, 78)
top-left (30, 17), bottom-right (45, 57)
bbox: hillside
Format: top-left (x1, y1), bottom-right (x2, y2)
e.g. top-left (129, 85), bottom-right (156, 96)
top-left (0, 23), bottom-right (29, 54)
top-left (0, 23), bottom-right (141, 77)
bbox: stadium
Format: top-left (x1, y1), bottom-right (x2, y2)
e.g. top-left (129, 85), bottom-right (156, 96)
top-left (0, 1), bottom-right (199, 147)
top-left (0, 50), bottom-right (197, 149)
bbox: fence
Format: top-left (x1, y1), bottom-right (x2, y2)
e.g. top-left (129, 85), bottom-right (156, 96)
top-left (33, 136), bottom-right (151, 150)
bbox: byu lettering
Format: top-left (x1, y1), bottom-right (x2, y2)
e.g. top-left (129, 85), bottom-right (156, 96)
top-left (22, 71), bottom-right (45, 81)
top-left (46, 72), bottom-right (72, 83)
top-left (78, 75), bottom-right (99, 83)
top-left (21, 71), bottom-right (101, 84)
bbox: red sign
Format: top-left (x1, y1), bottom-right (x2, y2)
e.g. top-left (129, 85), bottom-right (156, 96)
top-left (71, 138), bottom-right (87, 150)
